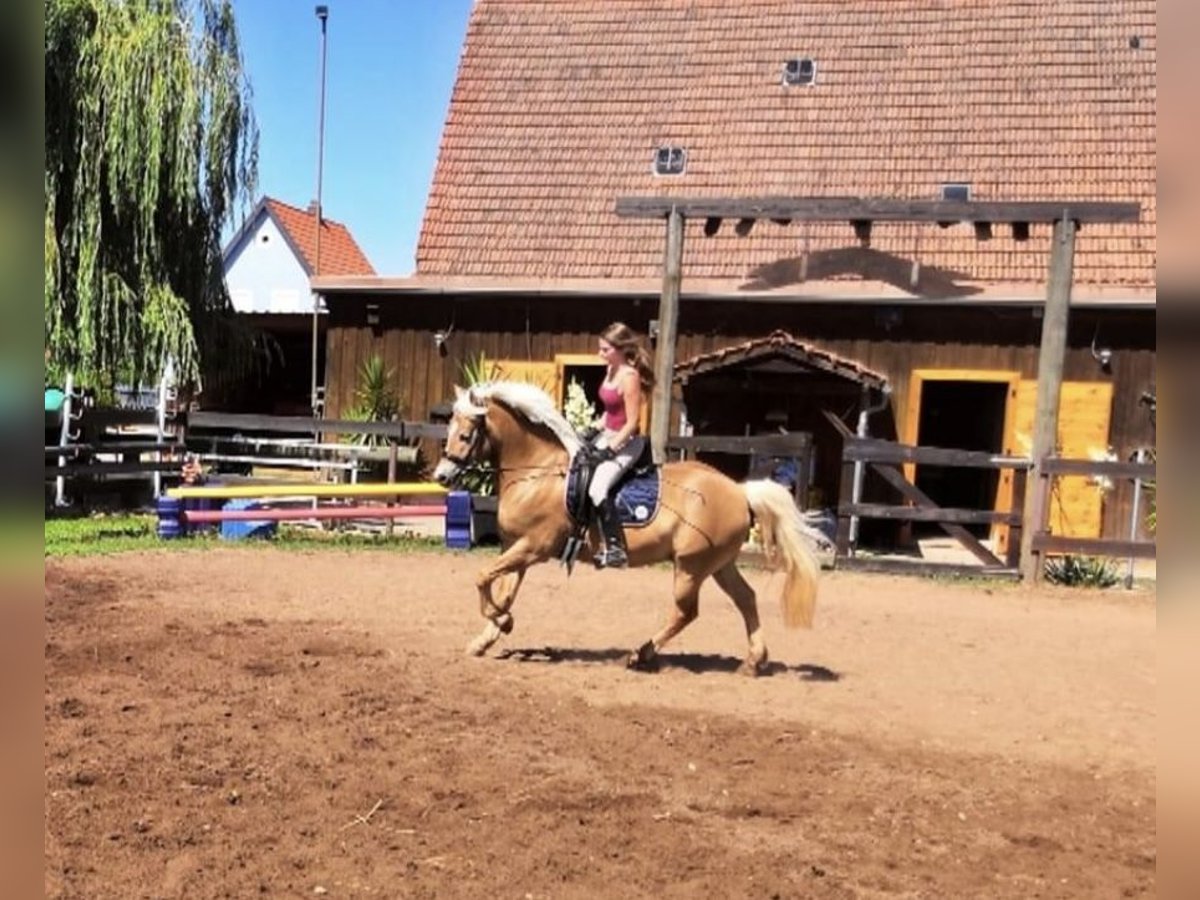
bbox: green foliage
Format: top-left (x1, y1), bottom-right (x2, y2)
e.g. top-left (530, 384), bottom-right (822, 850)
top-left (1044, 555), bottom-right (1120, 589)
top-left (458, 351), bottom-right (500, 388)
top-left (45, 0), bottom-right (259, 389)
top-left (45, 514), bottom-right (161, 556)
top-left (45, 513), bottom-right (443, 557)
top-left (345, 355), bottom-right (402, 447)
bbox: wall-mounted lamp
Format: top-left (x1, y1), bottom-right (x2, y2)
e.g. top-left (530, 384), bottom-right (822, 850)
top-left (365, 302), bottom-right (381, 329)
top-left (1090, 330), bottom-right (1113, 373)
top-left (433, 329), bottom-right (451, 357)
top-left (648, 319), bottom-right (660, 345)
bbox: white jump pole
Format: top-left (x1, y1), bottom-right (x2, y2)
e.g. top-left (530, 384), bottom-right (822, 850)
top-left (55, 373), bottom-right (74, 507)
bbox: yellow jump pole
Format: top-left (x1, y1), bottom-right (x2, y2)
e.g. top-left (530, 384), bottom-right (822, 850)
top-left (168, 482), bottom-right (448, 500)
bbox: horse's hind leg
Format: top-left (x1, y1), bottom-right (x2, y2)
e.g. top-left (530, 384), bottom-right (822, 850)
top-left (629, 563), bottom-right (703, 672)
top-left (714, 562), bottom-right (768, 677)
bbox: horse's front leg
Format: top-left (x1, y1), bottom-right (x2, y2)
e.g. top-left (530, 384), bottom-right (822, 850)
top-left (466, 539), bottom-right (537, 657)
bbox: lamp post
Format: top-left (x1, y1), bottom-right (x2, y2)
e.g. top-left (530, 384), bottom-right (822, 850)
top-left (310, 4), bottom-right (329, 417)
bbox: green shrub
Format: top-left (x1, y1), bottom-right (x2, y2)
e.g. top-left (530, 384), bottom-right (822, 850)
top-left (1044, 554), bottom-right (1120, 588)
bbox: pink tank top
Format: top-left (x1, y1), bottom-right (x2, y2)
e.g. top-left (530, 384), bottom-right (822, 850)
top-left (598, 379), bottom-right (627, 431)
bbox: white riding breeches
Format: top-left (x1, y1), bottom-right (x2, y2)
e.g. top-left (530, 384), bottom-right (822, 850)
top-left (588, 433), bottom-right (646, 505)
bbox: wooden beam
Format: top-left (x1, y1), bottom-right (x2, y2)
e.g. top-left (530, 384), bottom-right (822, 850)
top-left (839, 502), bottom-right (1022, 526)
top-left (1020, 217), bottom-right (1077, 583)
top-left (843, 438), bottom-right (1029, 470)
top-left (667, 434), bottom-right (812, 455)
top-left (873, 464), bottom-right (1004, 567)
top-left (650, 207), bottom-right (684, 464)
top-left (615, 197), bottom-right (1140, 225)
top-left (1041, 458), bottom-right (1155, 479)
top-left (186, 411), bottom-right (447, 441)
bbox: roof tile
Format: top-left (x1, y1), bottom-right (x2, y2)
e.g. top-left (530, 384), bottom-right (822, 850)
top-left (265, 198), bottom-right (376, 277)
top-left (418, 0), bottom-right (1154, 290)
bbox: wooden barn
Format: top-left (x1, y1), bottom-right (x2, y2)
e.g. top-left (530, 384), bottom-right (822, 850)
top-left (313, 0), bottom-right (1155, 545)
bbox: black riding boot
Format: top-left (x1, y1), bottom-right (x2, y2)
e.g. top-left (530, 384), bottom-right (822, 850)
top-left (594, 500), bottom-right (628, 569)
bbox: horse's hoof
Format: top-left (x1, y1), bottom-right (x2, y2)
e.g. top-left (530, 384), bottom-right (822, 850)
top-left (627, 641), bottom-right (660, 672)
top-left (465, 638), bottom-right (490, 657)
top-left (738, 656), bottom-right (768, 677)
top-left (738, 660), bottom-right (762, 677)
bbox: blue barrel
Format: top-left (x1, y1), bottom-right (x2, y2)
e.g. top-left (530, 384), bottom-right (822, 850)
top-left (445, 490), bottom-right (472, 549)
top-left (156, 495), bottom-right (186, 540)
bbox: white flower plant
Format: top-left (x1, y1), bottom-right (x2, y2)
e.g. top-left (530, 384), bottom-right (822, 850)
top-left (562, 377), bottom-right (601, 437)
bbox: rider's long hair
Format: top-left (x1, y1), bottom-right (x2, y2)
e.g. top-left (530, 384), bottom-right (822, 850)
top-left (601, 322), bottom-right (655, 391)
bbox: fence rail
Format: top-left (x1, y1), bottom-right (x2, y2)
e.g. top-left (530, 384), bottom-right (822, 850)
top-left (47, 402), bottom-right (450, 507)
top-left (835, 434), bottom-right (1029, 575)
top-left (1026, 453), bottom-right (1156, 583)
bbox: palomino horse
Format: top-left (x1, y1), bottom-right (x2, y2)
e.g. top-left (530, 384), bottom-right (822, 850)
top-left (432, 381), bottom-right (820, 675)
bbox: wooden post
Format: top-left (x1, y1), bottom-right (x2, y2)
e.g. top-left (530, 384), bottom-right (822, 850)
top-left (1019, 216), bottom-right (1077, 582)
top-left (835, 456), bottom-right (858, 559)
top-left (385, 441), bottom-right (398, 538)
top-left (1006, 465), bottom-right (1027, 569)
top-left (650, 207), bottom-right (684, 464)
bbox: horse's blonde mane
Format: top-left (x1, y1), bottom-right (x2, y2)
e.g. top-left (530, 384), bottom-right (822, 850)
top-left (455, 381), bottom-right (582, 457)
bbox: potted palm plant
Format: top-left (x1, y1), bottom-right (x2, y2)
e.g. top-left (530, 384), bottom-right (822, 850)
top-left (345, 355), bottom-right (418, 478)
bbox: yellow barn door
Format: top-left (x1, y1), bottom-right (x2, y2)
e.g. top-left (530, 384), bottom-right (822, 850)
top-left (1013, 380), bottom-right (1114, 539)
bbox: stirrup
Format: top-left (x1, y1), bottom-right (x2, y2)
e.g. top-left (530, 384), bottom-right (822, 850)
top-left (595, 545), bottom-right (628, 569)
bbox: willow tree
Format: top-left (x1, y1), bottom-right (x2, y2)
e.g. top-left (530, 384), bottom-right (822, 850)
top-left (45, 0), bottom-right (258, 389)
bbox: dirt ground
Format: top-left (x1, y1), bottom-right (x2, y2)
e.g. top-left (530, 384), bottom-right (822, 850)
top-left (45, 548), bottom-right (1156, 898)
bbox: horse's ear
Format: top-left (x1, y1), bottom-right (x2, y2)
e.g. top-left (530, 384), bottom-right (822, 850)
top-left (453, 385), bottom-right (465, 402)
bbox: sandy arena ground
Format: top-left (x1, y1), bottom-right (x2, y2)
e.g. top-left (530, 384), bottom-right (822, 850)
top-left (45, 548), bottom-right (1156, 898)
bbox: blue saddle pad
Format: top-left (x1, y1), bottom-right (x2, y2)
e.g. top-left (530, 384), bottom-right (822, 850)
top-left (613, 471), bottom-right (661, 528)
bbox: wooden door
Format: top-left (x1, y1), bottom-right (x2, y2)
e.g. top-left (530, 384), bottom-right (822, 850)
top-left (1012, 380), bottom-right (1114, 539)
top-left (903, 369), bottom-right (1021, 550)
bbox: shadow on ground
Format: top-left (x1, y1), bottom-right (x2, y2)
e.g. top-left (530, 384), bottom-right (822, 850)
top-left (497, 645), bottom-right (840, 680)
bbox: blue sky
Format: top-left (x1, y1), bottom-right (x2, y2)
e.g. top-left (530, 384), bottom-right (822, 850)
top-left (232, 0), bottom-right (476, 275)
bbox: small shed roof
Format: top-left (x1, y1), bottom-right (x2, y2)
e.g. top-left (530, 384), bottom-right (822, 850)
top-left (674, 330), bottom-right (888, 389)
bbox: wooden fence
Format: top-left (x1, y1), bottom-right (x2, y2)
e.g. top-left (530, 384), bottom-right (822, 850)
top-left (1027, 455), bottom-right (1156, 583)
top-left (834, 435), bottom-right (1030, 579)
top-left (833, 434), bottom-right (1156, 583)
top-left (46, 405), bottom-right (449, 508)
top-left (666, 433), bottom-right (814, 508)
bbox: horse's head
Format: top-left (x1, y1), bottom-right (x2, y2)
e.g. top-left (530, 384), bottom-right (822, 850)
top-left (433, 386), bottom-right (491, 487)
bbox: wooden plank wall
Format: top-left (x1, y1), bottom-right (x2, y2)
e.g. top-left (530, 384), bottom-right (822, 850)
top-left (323, 294), bottom-right (1154, 538)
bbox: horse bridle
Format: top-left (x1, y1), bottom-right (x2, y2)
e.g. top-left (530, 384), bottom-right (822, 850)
top-left (440, 414), bottom-right (486, 469)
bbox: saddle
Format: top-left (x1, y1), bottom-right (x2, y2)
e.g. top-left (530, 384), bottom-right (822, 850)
top-left (559, 440), bottom-right (660, 572)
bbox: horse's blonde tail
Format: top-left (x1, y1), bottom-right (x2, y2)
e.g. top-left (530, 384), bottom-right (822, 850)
top-left (743, 479), bottom-right (820, 629)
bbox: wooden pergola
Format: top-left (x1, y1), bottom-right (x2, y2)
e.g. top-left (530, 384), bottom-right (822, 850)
top-left (614, 196), bottom-right (1141, 581)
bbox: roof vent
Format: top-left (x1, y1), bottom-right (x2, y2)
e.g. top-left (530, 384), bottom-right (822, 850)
top-left (940, 182), bottom-right (971, 202)
top-left (653, 146), bottom-right (687, 176)
top-left (783, 58), bottom-right (817, 86)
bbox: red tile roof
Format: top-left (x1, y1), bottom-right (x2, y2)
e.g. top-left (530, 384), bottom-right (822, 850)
top-left (674, 330), bottom-right (888, 386)
top-left (418, 0), bottom-right (1155, 292)
top-left (265, 198), bottom-right (376, 276)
